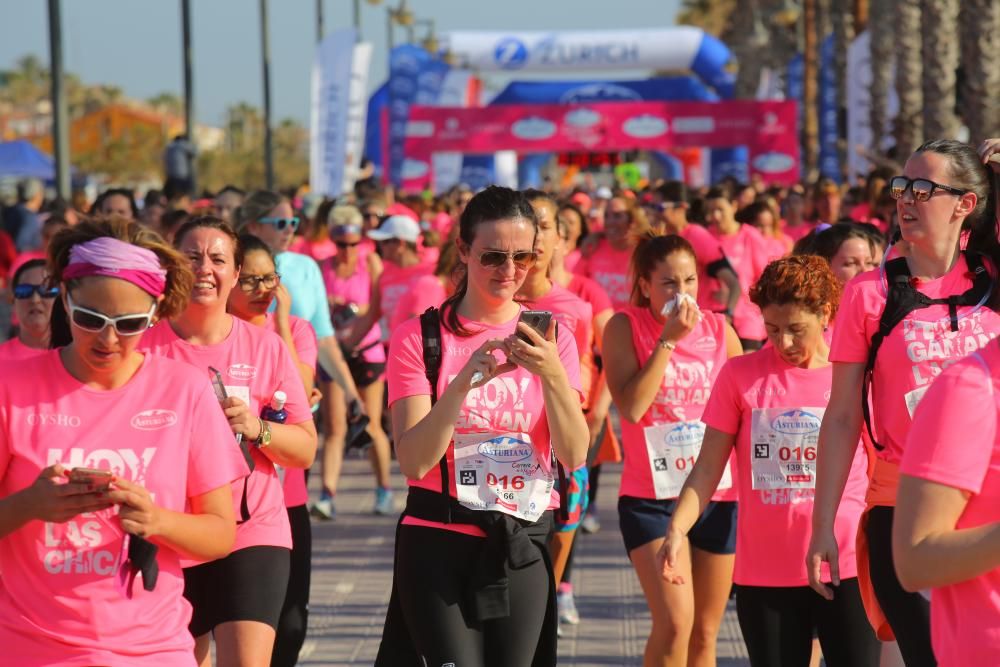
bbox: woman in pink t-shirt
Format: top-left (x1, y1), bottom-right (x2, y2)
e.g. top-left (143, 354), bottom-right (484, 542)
top-left (791, 222), bottom-right (883, 286)
top-left (144, 216), bottom-right (318, 667)
top-left (226, 232), bottom-right (318, 667)
top-left (738, 200), bottom-right (793, 263)
top-left (0, 218), bottom-right (246, 666)
top-left (556, 202), bottom-right (589, 273)
top-left (316, 209), bottom-right (393, 519)
top-left (374, 186), bottom-right (589, 667)
top-left (894, 342), bottom-right (1000, 667)
top-left (660, 256), bottom-right (878, 667)
top-left (0, 258), bottom-right (56, 362)
top-left (808, 140), bottom-right (1000, 665)
top-left (604, 234), bottom-right (743, 666)
top-left (573, 196), bottom-right (649, 311)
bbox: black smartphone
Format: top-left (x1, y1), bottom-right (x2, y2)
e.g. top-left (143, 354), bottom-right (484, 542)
top-left (517, 310), bottom-right (553, 345)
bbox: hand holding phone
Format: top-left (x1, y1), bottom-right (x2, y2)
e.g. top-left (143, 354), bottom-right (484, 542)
top-left (68, 467), bottom-right (113, 490)
top-left (516, 310), bottom-right (553, 345)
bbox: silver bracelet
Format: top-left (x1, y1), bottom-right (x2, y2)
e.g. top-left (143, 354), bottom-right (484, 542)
top-left (657, 338), bottom-right (677, 351)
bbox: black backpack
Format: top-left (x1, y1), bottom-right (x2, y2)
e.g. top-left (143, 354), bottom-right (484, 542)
top-left (862, 252), bottom-right (992, 450)
top-left (419, 307), bottom-right (568, 520)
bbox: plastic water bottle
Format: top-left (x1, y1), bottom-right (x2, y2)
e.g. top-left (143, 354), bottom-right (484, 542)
top-left (261, 391), bottom-right (288, 481)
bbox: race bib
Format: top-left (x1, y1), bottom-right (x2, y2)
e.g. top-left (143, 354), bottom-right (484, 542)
top-left (750, 407), bottom-right (825, 490)
top-left (224, 385), bottom-right (251, 406)
top-left (453, 432), bottom-right (553, 521)
top-left (643, 420), bottom-right (732, 499)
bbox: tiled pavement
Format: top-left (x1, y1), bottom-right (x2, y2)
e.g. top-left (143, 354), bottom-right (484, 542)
top-left (297, 457), bottom-right (750, 666)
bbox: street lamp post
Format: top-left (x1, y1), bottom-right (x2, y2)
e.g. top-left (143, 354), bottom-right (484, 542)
top-left (316, 0), bottom-right (324, 43)
top-left (47, 0), bottom-right (70, 198)
top-left (181, 0), bottom-right (196, 193)
top-left (259, 0), bottom-right (274, 190)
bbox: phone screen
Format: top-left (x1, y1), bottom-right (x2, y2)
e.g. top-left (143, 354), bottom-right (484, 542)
top-left (517, 310), bottom-right (553, 345)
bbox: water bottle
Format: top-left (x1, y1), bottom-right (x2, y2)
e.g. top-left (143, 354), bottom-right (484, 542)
top-left (261, 391), bottom-right (288, 481)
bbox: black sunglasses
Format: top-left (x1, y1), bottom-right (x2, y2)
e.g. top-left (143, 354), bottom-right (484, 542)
top-left (477, 250), bottom-right (538, 270)
top-left (335, 240), bottom-right (362, 248)
top-left (889, 176), bottom-right (969, 202)
top-left (14, 284), bottom-right (59, 299)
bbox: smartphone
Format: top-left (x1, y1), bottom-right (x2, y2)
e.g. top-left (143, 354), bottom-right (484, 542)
top-left (517, 310), bottom-right (553, 345)
top-left (209, 367), bottom-right (250, 464)
top-left (68, 467), bottom-right (113, 489)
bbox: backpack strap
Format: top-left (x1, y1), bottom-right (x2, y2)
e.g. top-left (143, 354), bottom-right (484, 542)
top-left (419, 307), bottom-right (452, 522)
top-left (863, 253), bottom-right (994, 450)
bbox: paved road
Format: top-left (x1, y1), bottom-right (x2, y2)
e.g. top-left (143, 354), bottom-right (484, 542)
top-left (297, 457), bottom-right (750, 666)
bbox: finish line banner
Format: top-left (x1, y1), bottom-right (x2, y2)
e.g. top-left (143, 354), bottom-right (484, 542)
top-left (402, 100), bottom-right (799, 190)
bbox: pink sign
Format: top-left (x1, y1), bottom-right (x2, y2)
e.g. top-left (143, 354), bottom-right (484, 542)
top-left (401, 100), bottom-right (800, 190)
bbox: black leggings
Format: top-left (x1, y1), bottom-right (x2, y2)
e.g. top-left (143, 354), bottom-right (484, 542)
top-left (395, 524), bottom-right (551, 667)
top-left (271, 504), bottom-right (312, 667)
top-left (866, 506), bottom-right (936, 667)
top-left (735, 579), bottom-right (879, 667)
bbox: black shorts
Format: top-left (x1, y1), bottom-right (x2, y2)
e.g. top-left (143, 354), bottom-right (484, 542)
top-left (618, 496), bottom-right (737, 555)
top-left (183, 545), bottom-right (291, 637)
top-left (318, 356), bottom-right (386, 389)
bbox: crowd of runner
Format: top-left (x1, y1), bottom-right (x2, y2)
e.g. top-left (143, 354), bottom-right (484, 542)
top-left (0, 136), bottom-right (999, 667)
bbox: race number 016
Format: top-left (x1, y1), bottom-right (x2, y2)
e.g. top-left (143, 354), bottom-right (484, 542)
top-left (778, 446), bottom-right (817, 462)
top-left (674, 456), bottom-right (697, 471)
top-left (486, 473), bottom-right (526, 490)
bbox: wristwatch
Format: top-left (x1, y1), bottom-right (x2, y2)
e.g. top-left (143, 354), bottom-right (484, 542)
top-left (657, 338), bottom-right (677, 351)
top-left (255, 419), bottom-right (272, 449)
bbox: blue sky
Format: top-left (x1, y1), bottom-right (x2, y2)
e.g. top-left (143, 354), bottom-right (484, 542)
top-left (1, 0), bottom-right (682, 127)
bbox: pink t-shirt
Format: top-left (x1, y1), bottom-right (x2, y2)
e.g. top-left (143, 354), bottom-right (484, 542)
top-left (387, 308), bottom-right (583, 537)
top-left (783, 221), bottom-right (816, 242)
top-left (831, 254), bottom-right (1000, 465)
top-left (264, 314), bottom-right (317, 509)
top-left (379, 262), bottom-right (432, 337)
top-left (678, 223), bottom-right (729, 312)
top-left (288, 237), bottom-right (337, 263)
top-left (0, 351), bottom-right (247, 666)
top-left (522, 283), bottom-right (595, 408)
top-left (618, 307), bottom-right (736, 502)
top-left (391, 274), bottom-right (448, 331)
top-left (0, 338), bottom-right (47, 363)
top-left (564, 248), bottom-right (583, 273)
top-left (711, 224), bottom-right (770, 341)
top-left (901, 344), bottom-right (1000, 666)
top-left (140, 317), bottom-right (313, 555)
top-left (701, 346), bottom-right (869, 586)
top-left (567, 274), bottom-right (613, 320)
top-left (574, 238), bottom-right (634, 311)
top-left (322, 257), bottom-right (385, 364)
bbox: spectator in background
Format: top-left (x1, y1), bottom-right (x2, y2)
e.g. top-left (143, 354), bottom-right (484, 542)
top-left (90, 188), bottom-right (138, 220)
top-left (812, 178), bottom-right (843, 226)
top-left (3, 179), bottom-right (44, 253)
top-left (214, 185), bottom-right (245, 225)
top-left (141, 189), bottom-right (167, 230)
top-left (163, 133), bottom-right (197, 195)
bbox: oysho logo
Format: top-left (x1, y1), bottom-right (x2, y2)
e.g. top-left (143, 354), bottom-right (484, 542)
top-left (693, 335), bottom-right (718, 352)
top-left (478, 436), bottom-right (533, 463)
top-left (228, 364), bottom-right (257, 380)
top-left (771, 409), bottom-right (822, 435)
top-left (27, 413), bottom-right (81, 427)
top-left (131, 409), bottom-right (178, 431)
top-left (494, 37), bottom-right (529, 69)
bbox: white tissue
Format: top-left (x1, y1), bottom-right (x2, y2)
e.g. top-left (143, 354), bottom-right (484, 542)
top-left (661, 292), bottom-right (700, 316)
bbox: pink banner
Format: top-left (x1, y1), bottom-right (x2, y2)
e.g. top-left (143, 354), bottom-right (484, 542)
top-left (402, 100), bottom-right (799, 190)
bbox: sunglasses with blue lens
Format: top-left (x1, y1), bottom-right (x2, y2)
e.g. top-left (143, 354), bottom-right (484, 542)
top-left (14, 284), bottom-right (59, 300)
top-left (257, 216), bottom-right (300, 231)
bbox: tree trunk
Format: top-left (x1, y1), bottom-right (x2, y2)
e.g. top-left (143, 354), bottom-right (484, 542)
top-left (868, 0), bottom-right (893, 158)
top-left (832, 0), bottom-right (854, 181)
top-left (894, 0), bottom-right (923, 157)
top-left (922, 0), bottom-right (961, 139)
top-left (959, 0), bottom-right (1000, 145)
top-left (733, 0), bottom-right (767, 99)
top-left (802, 0), bottom-right (820, 178)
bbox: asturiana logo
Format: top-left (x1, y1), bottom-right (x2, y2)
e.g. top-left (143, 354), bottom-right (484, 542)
top-left (228, 364), bottom-right (257, 380)
top-left (666, 422), bottom-right (704, 446)
top-left (131, 409), bottom-right (178, 431)
top-left (478, 436), bottom-right (533, 463)
top-left (771, 409), bottom-right (821, 435)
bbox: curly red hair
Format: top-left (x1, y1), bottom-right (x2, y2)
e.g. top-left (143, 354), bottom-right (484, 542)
top-left (749, 255), bottom-right (841, 319)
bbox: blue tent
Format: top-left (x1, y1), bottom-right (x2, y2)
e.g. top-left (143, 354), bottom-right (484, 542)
top-left (0, 139), bottom-right (57, 180)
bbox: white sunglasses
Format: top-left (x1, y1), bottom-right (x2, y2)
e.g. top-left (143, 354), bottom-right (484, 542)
top-left (66, 294), bottom-right (157, 336)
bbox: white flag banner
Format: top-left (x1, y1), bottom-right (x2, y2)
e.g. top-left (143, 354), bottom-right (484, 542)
top-left (311, 29), bottom-right (372, 197)
top-left (846, 31), bottom-right (898, 182)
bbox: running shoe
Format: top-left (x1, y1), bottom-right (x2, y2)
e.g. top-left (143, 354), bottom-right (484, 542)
top-left (557, 589), bottom-right (580, 625)
top-left (374, 487), bottom-right (394, 515)
top-left (311, 497), bottom-right (335, 521)
top-left (579, 511), bottom-right (601, 534)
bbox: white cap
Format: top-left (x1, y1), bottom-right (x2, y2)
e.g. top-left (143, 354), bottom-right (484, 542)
top-left (367, 215), bottom-right (421, 243)
top-left (271, 390), bottom-right (287, 411)
top-left (595, 186), bottom-right (613, 200)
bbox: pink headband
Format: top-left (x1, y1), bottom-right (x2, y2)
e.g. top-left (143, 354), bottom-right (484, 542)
top-left (62, 237), bottom-right (168, 297)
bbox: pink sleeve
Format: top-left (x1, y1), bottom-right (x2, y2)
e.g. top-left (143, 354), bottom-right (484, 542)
top-left (830, 277), bottom-right (874, 363)
top-left (187, 381), bottom-right (251, 497)
top-left (273, 341), bottom-right (313, 424)
top-left (387, 319), bottom-right (431, 405)
top-left (556, 321), bottom-right (583, 395)
top-left (587, 281), bottom-right (613, 316)
top-left (573, 253), bottom-right (590, 277)
top-left (701, 360), bottom-right (743, 435)
top-left (687, 226), bottom-right (726, 265)
top-left (901, 354), bottom-right (996, 494)
top-left (290, 317), bottom-right (318, 370)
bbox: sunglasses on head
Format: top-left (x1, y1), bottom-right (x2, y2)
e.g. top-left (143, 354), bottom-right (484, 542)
top-left (237, 273), bottom-right (281, 292)
top-left (257, 216), bottom-right (300, 231)
top-left (335, 240), bottom-right (361, 248)
top-left (477, 250), bottom-right (538, 270)
top-left (14, 284), bottom-right (59, 300)
top-left (67, 294), bottom-right (156, 336)
top-left (889, 176), bottom-right (969, 202)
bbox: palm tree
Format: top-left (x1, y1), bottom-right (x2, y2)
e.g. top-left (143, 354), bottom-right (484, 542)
top-left (867, 0), bottom-right (893, 159)
top-left (147, 92), bottom-right (183, 117)
top-left (831, 0), bottom-right (854, 179)
top-left (921, 0), bottom-right (960, 139)
top-left (802, 0), bottom-right (819, 176)
top-left (894, 0), bottom-right (923, 157)
top-left (959, 0), bottom-right (1000, 145)
top-left (677, 0), bottom-right (739, 36)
